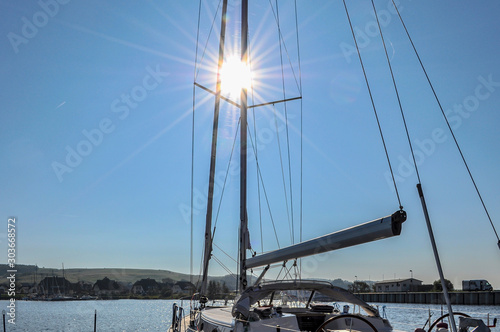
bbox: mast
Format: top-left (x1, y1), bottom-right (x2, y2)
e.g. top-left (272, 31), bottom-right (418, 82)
top-left (62, 263), bottom-right (65, 296)
top-left (239, 0), bottom-right (249, 294)
top-left (200, 0), bottom-right (228, 297)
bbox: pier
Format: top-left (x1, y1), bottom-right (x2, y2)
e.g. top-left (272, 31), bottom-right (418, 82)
top-left (358, 291), bottom-right (500, 305)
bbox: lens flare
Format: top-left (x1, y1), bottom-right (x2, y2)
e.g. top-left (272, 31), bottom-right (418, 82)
top-left (219, 56), bottom-right (252, 97)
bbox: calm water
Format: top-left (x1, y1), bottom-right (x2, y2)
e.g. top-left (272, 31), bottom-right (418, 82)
top-left (374, 303), bottom-right (500, 332)
top-left (1, 299), bottom-right (499, 331)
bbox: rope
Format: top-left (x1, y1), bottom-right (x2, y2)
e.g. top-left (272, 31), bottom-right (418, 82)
top-left (342, 0), bottom-right (403, 210)
top-left (390, 0), bottom-right (500, 244)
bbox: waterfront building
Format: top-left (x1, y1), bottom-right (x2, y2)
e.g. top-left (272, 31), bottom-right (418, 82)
top-left (374, 278), bottom-right (423, 292)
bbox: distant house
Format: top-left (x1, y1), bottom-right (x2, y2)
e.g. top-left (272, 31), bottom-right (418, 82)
top-left (132, 278), bottom-right (159, 295)
top-left (19, 283), bottom-right (38, 295)
top-left (131, 284), bottom-right (144, 295)
top-left (374, 278), bottom-right (422, 292)
top-left (160, 280), bottom-right (175, 290)
top-left (38, 276), bottom-right (72, 296)
top-left (119, 282), bottom-right (133, 293)
top-left (93, 277), bottom-right (121, 296)
top-left (173, 281), bottom-right (195, 295)
top-left (73, 281), bottom-right (93, 295)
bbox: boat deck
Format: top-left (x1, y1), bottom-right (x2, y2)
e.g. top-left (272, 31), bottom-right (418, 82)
top-left (201, 306), bottom-right (234, 328)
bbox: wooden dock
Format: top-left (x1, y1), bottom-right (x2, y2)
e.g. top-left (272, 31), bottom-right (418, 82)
top-left (357, 291), bottom-right (500, 305)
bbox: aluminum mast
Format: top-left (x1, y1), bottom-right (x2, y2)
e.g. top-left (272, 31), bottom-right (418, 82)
top-left (238, 0), bottom-right (249, 294)
top-left (200, 0), bottom-right (228, 297)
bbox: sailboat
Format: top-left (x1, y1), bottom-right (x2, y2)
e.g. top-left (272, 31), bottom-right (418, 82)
top-left (170, 1), bottom-right (496, 332)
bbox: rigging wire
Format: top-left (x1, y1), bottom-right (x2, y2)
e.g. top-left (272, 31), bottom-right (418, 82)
top-left (275, 261), bottom-right (287, 281)
top-left (275, 0), bottom-right (296, 245)
top-left (190, 0), bottom-right (203, 291)
top-left (254, 110), bottom-right (264, 255)
top-left (268, 0), bottom-right (302, 94)
top-left (214, 242), bottom-right (237, 264)
top-left (212, 255), bottom-right (237, 280)
top-left (281, 261), bottom-right (295, 281)
top-left (293, 0), bottom-right (303, 97)
top-left (247, 123), bottom-right (281, 248)
top-left (369, 0), bottom-right (421, 185)
top-left (213, 117), bottom-right (240, 230)
top-left (194, 0), bottom-right (203, 79)
top-left (247, 32), bottom-right (265, 255)
top-left (196, 247), bottom-right (205, 290)
top-left (194, 0), bottom-right (223, 82)
top-left (342, 0), bottom-right (403, 210)
top-left (284, 261), bottom-right (296, 280)
top-left (271, 102), bottom-right (294, 244)
top-left (293, 0), bottom-right (304, 280)
top-left (372, 0), bottom-right (460, 319)
top-left (390, 0), bottom-right (500, 246)
top-left (274, 261), bottom-right (295, 281)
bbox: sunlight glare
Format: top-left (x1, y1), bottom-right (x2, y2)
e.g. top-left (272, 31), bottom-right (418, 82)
top-left (220, 56), bottom-right (252, 97)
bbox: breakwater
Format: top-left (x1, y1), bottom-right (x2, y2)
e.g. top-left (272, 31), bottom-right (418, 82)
top-left (358, 291), bottom-right (500, 305)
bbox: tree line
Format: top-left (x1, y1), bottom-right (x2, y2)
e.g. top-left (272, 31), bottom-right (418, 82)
top-left (206, 280), bottom-right (231, 299)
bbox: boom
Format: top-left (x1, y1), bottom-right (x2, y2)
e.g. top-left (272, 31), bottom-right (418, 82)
top-left (245, 210), bottom-right (406, 269)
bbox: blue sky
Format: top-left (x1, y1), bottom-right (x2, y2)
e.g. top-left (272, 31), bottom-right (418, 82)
top-left (1, 0), bottom-right (500, 289)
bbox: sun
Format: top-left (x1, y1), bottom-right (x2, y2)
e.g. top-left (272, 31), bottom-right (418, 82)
top-left (219, 56), bottom-right (253, 97)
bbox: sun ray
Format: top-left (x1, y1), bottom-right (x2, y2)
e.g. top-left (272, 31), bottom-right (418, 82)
top-left (220, 56), bottom-right (253, 97)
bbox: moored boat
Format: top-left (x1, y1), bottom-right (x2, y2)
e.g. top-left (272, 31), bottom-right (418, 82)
top-left (170, 1), bottom-right (497, 332)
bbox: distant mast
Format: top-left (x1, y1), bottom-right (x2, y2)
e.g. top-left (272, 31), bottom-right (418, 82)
top-left (62, 262), bottom-right (65, 296)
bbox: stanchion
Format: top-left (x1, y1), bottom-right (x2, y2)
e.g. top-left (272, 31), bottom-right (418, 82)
top-left (2, 310), bottom-right (6, 332)
top-left (94, 309), bottom-right (97, 332)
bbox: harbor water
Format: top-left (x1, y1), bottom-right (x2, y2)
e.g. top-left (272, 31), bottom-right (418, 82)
top-left (1, 299), bottom-right (499, 331)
